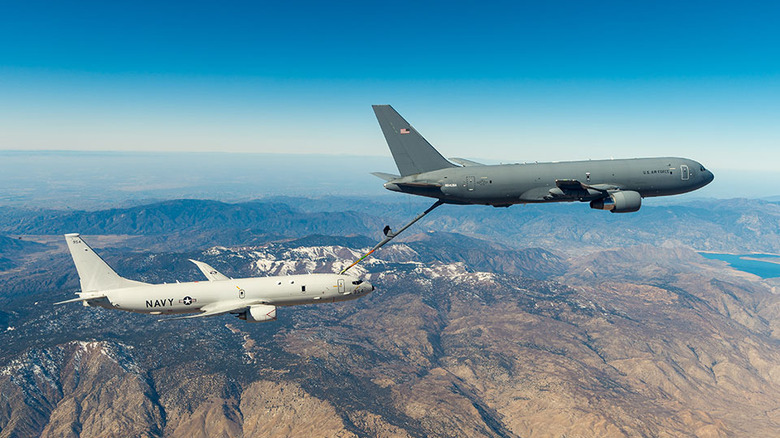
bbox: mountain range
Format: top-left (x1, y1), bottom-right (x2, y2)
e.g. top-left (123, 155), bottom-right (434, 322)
top-left (2, 196), bottom-right (780, 253)
top-left (1, 197), bottom-right (779, 437)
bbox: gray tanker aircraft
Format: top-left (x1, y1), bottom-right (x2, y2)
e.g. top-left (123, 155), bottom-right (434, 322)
top-left (56, 234), bottom-right (373, 322)
top-left (372, 105), bottom-right (714, 213)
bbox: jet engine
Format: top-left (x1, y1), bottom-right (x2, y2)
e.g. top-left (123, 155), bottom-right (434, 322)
top-left (590, 190), bottom-right (642, 213)
top-left (239, 304), bottom-right (277, 323)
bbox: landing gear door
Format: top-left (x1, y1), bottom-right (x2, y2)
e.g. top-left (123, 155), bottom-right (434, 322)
top-left (338, 278), bottom-right (345, 294)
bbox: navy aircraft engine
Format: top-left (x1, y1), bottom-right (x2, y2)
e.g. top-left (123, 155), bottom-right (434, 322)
top-left (239, 304), bottom-right (278, 322)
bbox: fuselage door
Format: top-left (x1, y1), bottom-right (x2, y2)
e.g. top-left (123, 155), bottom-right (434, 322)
top-left (681, 164), bottom-right (689, 181)
top-left (466, 175), bottom-right (476, 191)
top-left (337, 278), bottom-right (345, 294)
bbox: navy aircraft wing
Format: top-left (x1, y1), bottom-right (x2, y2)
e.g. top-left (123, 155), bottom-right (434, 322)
top-left (189, 259), bottom-right (230, 281)
top-left (161, 299), bottom-right (268, 321)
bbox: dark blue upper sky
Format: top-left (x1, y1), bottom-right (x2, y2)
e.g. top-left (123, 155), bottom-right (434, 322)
top-left (4, 1), bottom-right (777, 79)
top-left (1, 0), bottom-right (778, 180)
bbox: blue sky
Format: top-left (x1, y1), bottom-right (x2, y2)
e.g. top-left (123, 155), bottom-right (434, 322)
top-left (1, 1), bottom-right (779, 174)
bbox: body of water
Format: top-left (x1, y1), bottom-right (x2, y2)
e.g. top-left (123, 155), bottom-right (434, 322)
top-left (699, 253), bottom-right (780, 279)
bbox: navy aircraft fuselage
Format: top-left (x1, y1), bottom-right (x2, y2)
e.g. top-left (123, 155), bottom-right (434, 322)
top-left (56, 234), bottom-right (374, 322)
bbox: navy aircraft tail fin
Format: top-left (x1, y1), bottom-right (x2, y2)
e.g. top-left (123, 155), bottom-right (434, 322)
top-left (64, 233), bottom-right (148, 292)
top-left (372, 105), bottom-right (456, 176)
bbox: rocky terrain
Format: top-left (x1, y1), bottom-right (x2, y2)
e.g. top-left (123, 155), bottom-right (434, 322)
top-left (1, 198), bottom-right (779, 437)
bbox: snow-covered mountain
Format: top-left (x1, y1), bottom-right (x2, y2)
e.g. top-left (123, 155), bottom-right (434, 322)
top-left (2, 198), bottom-right (780, 437)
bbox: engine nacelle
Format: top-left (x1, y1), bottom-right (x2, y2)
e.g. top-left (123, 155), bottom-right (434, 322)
top-left (239, 304), bottom-right (277, 323)
top-left (590, 190), bottom-right (642, 213)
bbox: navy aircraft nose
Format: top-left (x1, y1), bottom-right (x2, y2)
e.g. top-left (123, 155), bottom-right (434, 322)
top-left (350, 278), bottom-right (374, 294)
top-left (361, 281), bottom-right (375, 294)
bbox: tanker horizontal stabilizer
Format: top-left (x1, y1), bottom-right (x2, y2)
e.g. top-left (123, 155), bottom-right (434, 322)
top-left (371, 172), bottom-right (400, 181)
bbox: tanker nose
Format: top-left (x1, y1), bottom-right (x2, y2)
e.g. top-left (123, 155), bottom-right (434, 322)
top-left (694, 162), bottom-right (714, 188)
top-left (704, 169), bottom-right (714, 185)
top-left (699, 165), bottom-right (714, 187)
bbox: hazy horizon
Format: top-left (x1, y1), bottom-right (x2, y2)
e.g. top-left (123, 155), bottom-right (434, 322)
top-left (1, 149), bottom-right (774, 210)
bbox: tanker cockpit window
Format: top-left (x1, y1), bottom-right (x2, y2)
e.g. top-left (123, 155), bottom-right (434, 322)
top-left (700, 165), bottom-right (706, 171)
top-left (352, 280), bottom-right (363, 285)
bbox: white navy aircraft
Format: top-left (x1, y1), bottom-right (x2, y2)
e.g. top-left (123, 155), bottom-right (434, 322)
top-left (372, 105), bottom-right (714, 212)
top-left (56, 234), bottom-right (374, 322)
